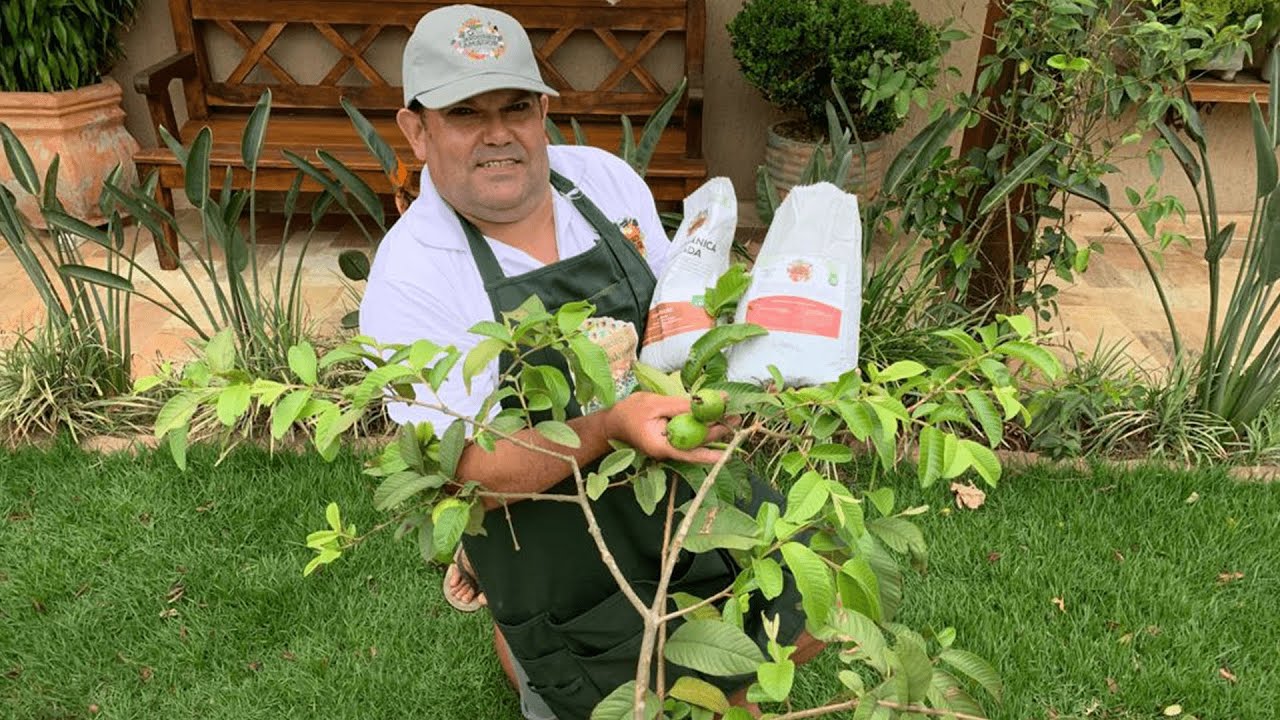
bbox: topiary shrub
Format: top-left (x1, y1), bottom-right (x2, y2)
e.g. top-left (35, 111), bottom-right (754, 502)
top-left (728, 0), bottom-right (944, 141)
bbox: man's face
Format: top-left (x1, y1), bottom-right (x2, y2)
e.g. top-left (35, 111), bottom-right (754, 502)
top-left (397, 89), bottom-right (551, 224)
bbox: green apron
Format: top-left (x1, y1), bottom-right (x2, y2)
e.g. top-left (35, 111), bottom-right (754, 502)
top-left (456, 172), bottom-right (801, 718)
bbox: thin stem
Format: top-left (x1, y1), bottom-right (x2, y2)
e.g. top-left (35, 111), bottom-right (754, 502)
top-left (771, 698), bottom-right (988, 720)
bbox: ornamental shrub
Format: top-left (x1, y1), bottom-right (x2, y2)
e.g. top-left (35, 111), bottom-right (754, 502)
top-left (728, 0), bottom-right (942, 140)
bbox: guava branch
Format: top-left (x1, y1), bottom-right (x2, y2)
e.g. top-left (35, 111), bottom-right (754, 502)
top-left (771, 698), bottom-right (987, 720)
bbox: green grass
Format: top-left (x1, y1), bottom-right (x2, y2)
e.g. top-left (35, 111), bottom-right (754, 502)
top-left (0, 441), bottom-right (515, 719)
top-left (3, 444), bottom-right (1278, 719)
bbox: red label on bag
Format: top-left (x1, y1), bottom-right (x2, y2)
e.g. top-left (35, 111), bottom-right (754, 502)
top-left (643, 301), bottom-right (713, 345)
top-left (744, 296), bottom-right (842, 338)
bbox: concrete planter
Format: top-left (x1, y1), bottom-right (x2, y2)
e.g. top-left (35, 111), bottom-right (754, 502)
top-left (764, 120), bottom-right (885, 200)
top-left (0, 77), bottom-right (140, 228)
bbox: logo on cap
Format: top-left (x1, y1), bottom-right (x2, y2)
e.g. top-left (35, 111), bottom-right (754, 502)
top-left (452, 18), bottom-right (506, 61)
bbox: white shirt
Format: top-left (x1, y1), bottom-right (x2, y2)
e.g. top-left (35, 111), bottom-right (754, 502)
top-left (359, 145), bottom-right (671, 435)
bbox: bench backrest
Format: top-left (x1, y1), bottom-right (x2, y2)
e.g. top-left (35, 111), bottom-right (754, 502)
top-left (168, 0), bottom-right (703, 133)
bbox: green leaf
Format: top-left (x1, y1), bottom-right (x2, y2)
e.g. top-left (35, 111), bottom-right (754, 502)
top-left (633, 361), bottom-right (687, 396)
top-left (204, 328), bottom-right (235, 374)
top-left (882, 108), bottom-right (963, 198)
top-left (184, 127), bottom-right (211, 209)
top-left (940, 648), bottom-right (1004, 701)
top-left (784, 471), bottom-right (829, 524)
top-left (964, 390), bottom-right (1003, 446)
top-left (216, 384), bottom-right (251, 426)
top-left (685, 503), bottom-right (760, 552)
top-left (318, 149), bottom-right (386, 228)
top-left (977, 144), bottom-right (1054, 215)
top-left (288, 342), bottom-right (318, 385)
top-left (326, 502), bottom-right (343, 533)
top-left (876, 360), bottom-right (927, 382)
top-left (868, 517), bottom-right (926, 557)
top-left (999, 340), bottom-right (1061, 380)
top-left (398, 423), bottom-right (423, 472)
top-left (168, 424), bottom-right (188, 471)
top-left (1253, 98), bottom-right (1278, 198)
top-left (57, 264), bottom-right (133, 292)
top-left (682, 324), bottom-right (768, 388)
top-left (917, 426), bottom-right (945, 487)
top-left (439, 419), bottom-right (467, 476)
top-left (586, 472), bottom-right (609, 500)
top-left (463, 338), bottom-right (505, 393)
top-left (824, 608), bottom-right (888, 673)
top-left (665, 619), bottom-right (765, 677)
top-left (669, 675), bottom-right (730, 713)
top-left (703, 264), bottom-right (752, 319)
top-left (809, 443), bottom-right (853, 463)
top-left (962, 440), bottom-right (1001, 487)
top-left (270, 389), bottom-right (313, 439)
top-left (598, 448), bottom-right (636, 478)
top-left (865, 488), bottom-right (894, 517)
top-left (632, 77), bottom-right (687, 177)
top-left (590, 681), bottom-right (661, 720)
top-left (338, 249), bottom-right (370, 282)
top-left (241, 90), bottom-right (271, 172)
top-left (569, 335), bottom-right (616, 407)
top-left (341, 96), bottom-right (401, 177)
top-left (374, 471), bottom-right (445, 511)
top-left (431, 499), bottom-right (470, 562)
top-left (417, 518), bottom-right (436, 564)
top-left (155, 392), bottom-right (200, 440)
top-left (250, 379), bottom-right (287, 405)
top-left (753, 557), bottom-right (784, 600)
top-left (838, 556), bottom-right (882, 622)
top-left (556, 300), bottom-right (594, 336)
top-left (0, 123), bottom-right (39, 194)
top-left (893, 636), bottom-right (933, 705)
top-left (633, 465), bottom-right (666, 515)
top-left (757, 658), bottom-right (795, 702)
top-left (780, 542), bottom-right (833, 630)
top-left (535, 420), bottom-right (580, 448)
top-left (1154, 120), bottom-right (1202, 186)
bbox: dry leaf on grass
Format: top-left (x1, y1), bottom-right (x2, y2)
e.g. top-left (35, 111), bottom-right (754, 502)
top-left (1185, 492), bottom-right (1201, 504)
top-left (281, 651), bottom-right (296, 661)
top-left (1106, 677), bottom-right (1118, 694)
top-left (159, 608), bottom-right (178, 619)
top-left (987, 551), bottom-right (1002, 563)
top-left (247, 661), bottom-right (262, 672)
top-left (1217, 571), bottom-right (1245, 585)
top-left (139, 666), bottom-right (153, 683)
top-left (1163, 704), bottom-right (1183, 717)
top-left (950, 482), bottom-right (986, 510)
top-left (165, 583), bottom-right (185, 604)
top-left (1219, 667), bottom-right (1238, 683)
top-left (1051, 597), bottom-right (1066, 613)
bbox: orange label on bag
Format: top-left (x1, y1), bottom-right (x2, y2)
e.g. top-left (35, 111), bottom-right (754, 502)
top-left (643, 301), bottom-right (713, 345)
top-left (744, 296), bottom-right (842, 338)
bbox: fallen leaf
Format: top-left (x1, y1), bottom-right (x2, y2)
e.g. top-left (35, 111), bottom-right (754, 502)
top-left (4, 666), bottom-right (20, 680)
top-left (950, 482), bottom-right (986, 510)
top-left (1118, 633), bottom-right (1134, 645)
top-left (1217, 571), bottom-right (1245, 585)
top-left (179, 626), bottom-right (189, 640)
top-left (165, 583), bottom-right (185, 604)
top-left (1185, 492), bottom-right (1201, 504)
top-left (195, 501), bottom-right (215, 513)
top-left (1106, 677), bottom-right (1118, 694)
top-left (74, 584), bottom-right (90, 598)
top-left (139, 666), bottom-right (153, 683)
top-left (31, 598), bottom-right (45, 614)
top-left (986, 551), bottom-right (1002, 564)
top-left (1146, 625), bottom-right (1162, 636)
top-left (5, 512), bottom-right (30, 522)
top-left (368, 646), bottom-right (378, 658)
top-left (159, 608), bottom-right (178, 620)
top-left (1163, 704), bottom-right (1183, 717)
top-left (1047, 707), bottom-right (1060, 720)
top-left (280, 651), bottom-right (296, 661)
top-left (1112, 550), bottom-right (1125, 563)
top-left (88, 704), bottom-right (100, 714)
top-left (1219, 667), bottom-right (1238, 683)
top-left (247, 661), bottom-right (262, 672)
top-left (1051, 596), bottom-right (1066, 613)
top-left (1082, 699), bottom-right (1100, 715)
top-left (1104, 620), bottom-right (1121, 631)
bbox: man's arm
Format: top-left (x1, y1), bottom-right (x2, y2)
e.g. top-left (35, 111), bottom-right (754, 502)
top-left (457, 391), bottom-right (727, 507)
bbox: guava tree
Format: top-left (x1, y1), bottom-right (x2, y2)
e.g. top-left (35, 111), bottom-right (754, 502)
top-left (142, 273), bottom-right (1060, 720)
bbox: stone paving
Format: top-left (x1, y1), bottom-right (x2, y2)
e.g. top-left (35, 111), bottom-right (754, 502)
top-left (0, 206), bottom-right (1265, 378)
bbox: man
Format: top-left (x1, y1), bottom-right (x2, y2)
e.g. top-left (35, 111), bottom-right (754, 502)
top-left (360, 6), bottom-right (812, 718)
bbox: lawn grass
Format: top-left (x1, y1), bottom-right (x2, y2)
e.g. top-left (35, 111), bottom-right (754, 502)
top-left (3, 443), bottom-right (1278, 719)
top-left (0, 441), bottom-right (516, 720)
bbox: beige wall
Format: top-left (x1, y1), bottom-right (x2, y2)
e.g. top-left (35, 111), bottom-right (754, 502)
top-left (109, 0), bottom-right (1259, 213)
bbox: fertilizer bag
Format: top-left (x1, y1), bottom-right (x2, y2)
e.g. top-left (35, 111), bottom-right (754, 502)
top-left (727, 182), bottom-right (861, 386)
top-left (639, 177), bottom-right (737, 371)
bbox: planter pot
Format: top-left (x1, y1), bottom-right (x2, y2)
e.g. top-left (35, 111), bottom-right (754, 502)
top-left (765, 120), bottom-right (885, 200)
top-left (1197, 45), bottom-right (1248, 81)
top-left (0, 77), bottom-right (140, 228)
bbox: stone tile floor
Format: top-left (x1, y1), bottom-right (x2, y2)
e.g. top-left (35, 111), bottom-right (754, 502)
top-left (0, 207), bottom-right (1267, 379)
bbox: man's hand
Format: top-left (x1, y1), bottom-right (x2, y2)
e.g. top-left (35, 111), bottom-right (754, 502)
top-left (604, 391), bottom-right (733, 465)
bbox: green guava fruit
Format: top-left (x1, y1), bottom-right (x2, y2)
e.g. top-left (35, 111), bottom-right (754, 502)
top-left (666, 413), bottom-right (709, 451)
top-left (690, 389), bottom-right (726, 423)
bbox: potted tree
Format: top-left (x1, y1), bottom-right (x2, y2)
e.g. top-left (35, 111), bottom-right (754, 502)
top-left (1185, 0), bottom-right (1280, 79)
top-left (0, 0), bottom-right (141, 226)
top-left (728, 0), bottom-right (948, 198)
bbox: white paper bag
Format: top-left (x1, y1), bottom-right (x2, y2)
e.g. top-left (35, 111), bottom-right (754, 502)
top-left (727, 183), bottom-right (861, 386)
top-left (639, 177), bottom-right (737, 371)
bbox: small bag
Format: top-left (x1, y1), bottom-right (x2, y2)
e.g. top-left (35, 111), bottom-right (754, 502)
top-left (639, 177), bottom-right (738, 371)
top-left (728, 183), bottom-right (862, 387)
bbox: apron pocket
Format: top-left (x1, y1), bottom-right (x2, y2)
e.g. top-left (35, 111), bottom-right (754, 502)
top-left (496, 611), bottom-right (560, 662)
top-left (522, 648), bottom-right (600, 719)
top-left (668, 549), bottom-right (737, 600)
top-left (571, 628), bottom-right (648, 700)
top-left (549, 581), bottom-right (654, 657)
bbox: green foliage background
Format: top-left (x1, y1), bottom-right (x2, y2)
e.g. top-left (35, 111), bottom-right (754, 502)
top-left (0, 0), bottom-right (140, 92)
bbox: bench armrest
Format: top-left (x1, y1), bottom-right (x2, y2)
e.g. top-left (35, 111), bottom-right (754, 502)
top-left (133, 51), bottom-right (197, 97)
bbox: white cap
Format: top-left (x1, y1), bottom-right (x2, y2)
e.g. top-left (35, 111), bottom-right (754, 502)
top-left (402, 4), bottom-right (559, 109)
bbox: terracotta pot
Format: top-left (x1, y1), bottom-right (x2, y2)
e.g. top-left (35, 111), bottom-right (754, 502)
top-left (0, 77), bottom-right (140, 228)
top-left (764, 120), bottom-right (885, 200)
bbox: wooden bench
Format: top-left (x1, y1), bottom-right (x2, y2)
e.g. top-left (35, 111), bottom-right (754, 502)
top-left (134, 0), bottom-right (707, 269)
